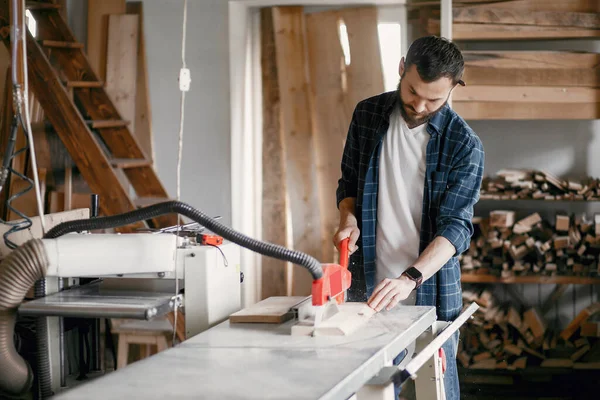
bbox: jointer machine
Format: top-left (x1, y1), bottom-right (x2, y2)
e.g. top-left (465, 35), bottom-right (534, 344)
top-left (0, 201), bottom-right (478, 400)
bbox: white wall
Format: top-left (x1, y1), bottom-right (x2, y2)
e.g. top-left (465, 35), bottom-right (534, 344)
top-left (138, 0), bottom-right (232, 225)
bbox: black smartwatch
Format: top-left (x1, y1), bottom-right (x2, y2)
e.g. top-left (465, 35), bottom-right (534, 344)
top-left (402, 267), bottom-right (423, 290)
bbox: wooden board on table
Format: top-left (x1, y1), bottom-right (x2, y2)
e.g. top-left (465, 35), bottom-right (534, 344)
top-left (126, 2), bottom-right (154, 162)
top-left (105, 14), bottom-right (138, 137)
top-left (273, 6), bottom-right (322, 296)
top-left (462, 51), bottom-right (600, 87)
top-left (229, 296), bottom-right (307, 324)
top-left (87, 0), bottom-right (126, 80)
top-left (291, 303), bottom-right (376, 336)
top-left (260, 8), bottom-right (289, 298)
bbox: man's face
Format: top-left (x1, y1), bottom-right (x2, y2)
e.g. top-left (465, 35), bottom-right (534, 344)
top-left (397, 60), bottom-right (454, 128)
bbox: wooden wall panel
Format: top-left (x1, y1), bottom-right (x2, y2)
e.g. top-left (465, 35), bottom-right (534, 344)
top-left (126, 2), bottom-right (154, 163)
top-left (260, 8), bottom-right (290, 299)
top-left (87, 0), bottom-right (126, 80)
top-left (273, 6), bottom-right (322, 296)
top-left (305, 10), bottom-right (348, 265)
top-left (105, 15), bottom-right (139, 137)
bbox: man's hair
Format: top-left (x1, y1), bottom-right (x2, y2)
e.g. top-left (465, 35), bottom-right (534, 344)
top-left (404, 36), bottom-right (465, 86)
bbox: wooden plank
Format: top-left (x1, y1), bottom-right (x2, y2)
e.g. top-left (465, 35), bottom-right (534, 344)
top-left (428, 19), bottom-right (600, 40)
top-left (454, 85), bottom-right (600, 103)
top-left (273, 6), bottom-right (322, 296)
top-left (229, 296), bottom-right (306, 324)
top-left (0, 208), bottom-right (90, 259)
top-left (462, 0), bottom-right (600, 13)
top-left (305, 9), bottom-right (348, 265)
top-left (41, 40), bottom-right (84, 49)
top-left (126, 2), bottom-right (154, 163)
top-left (0, 15), bottom-right (144, 231)
top-left (260, 8), bottom-right (289, 299)
top-left (339, 7), bottom-right (385, 112)
top-left (453, 7), bottom-right (600, 29)
top-left (462, 51), bottom-right (600, 87)
top-left (560, 303), bottom-right (600, 340)
top-left (105, 14), bottom-right (138, 141)
top-left (461, 274), bottom-right (600, 285)
top-left (48, 191), bottom-right (91, 214)
top-left (86, 0), bottom-right (126, 80)
top-left (454, 101), bottom-right (600, 120)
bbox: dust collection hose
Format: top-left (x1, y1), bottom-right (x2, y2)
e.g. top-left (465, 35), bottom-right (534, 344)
top-left (45, 200), bottom-right (324, 279)
top-left (0, 240), bottom-right (47, 398)
top-left (0, 201), bottom-right (322, 398)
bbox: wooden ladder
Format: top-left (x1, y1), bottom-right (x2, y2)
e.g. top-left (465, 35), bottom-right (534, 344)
top-left (0, 0), bottom-right (177, 230)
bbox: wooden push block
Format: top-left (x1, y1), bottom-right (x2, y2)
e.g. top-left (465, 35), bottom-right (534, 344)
top-left (291, 303), bottom-right (375, 336)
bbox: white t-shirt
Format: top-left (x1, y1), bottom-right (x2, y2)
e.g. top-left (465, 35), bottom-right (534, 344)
top-left (376, 108), bottom-right (428, 306)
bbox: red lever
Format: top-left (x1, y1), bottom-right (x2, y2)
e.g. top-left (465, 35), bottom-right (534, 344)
top-left (339, 237), bottom-right (349, 269)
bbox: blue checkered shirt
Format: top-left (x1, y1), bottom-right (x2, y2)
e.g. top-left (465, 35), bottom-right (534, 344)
top-left (337, 91), bottom-right (485, 322)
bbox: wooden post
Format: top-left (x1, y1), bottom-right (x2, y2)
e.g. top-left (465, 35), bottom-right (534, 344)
top-left (260, 8), bottom-right (290, 298)
top-left (273, 6), bottom-right (322, 296)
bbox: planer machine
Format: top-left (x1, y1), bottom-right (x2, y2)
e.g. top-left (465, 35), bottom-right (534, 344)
top-left (0, 201), bottom-right (477, 400)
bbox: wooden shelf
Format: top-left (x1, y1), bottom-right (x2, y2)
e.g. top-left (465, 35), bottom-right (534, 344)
top-left (461, 274), bottom-right (600, 285)
top-left (478, 196), bottom-right (600, 202)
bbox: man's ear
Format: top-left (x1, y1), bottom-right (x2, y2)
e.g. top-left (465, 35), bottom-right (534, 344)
top-left (399, 57), bottom-right (405, 77)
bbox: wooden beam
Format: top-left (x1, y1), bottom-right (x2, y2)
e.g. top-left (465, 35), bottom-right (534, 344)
top-left (462, 51), bottom-right (600, 87)
top-left (86, 0), bottom-right (126, 80)
top-left (105, 14), bottom-right (138, 143)
top-left (260, 8), bottom-right (289, 299)
top-left (273, 6), bottom-right (322, 296)
top-left (454, 85), bottom-right (600, 103)
top-left (126, 2), bottom-right (155, 164)
top-left (428, 19), bottom-right (600, 40)
top-left (453, 7), bottom-right (600, 29)
top-left (454, 101), bottom-right (600, 120)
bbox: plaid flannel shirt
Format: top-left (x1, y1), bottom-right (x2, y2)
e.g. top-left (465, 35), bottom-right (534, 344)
top-left (337, 91), bottom-right (485, 322)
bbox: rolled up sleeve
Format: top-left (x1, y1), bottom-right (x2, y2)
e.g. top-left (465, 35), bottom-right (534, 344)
top-left (336, 108), bottom-right (360, 207)
top-left (436, 137), bottom-right (485, 256)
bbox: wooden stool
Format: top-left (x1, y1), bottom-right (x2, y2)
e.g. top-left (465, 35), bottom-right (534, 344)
top-left (111, 319), bottom-right (172, 369)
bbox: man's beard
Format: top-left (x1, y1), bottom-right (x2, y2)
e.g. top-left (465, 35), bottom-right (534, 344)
top-left (397, 80), bottom-right (447, 129)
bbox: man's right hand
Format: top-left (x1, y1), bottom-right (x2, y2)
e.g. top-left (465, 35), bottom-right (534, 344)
top-left (333, 223), bottom-right (360, 255)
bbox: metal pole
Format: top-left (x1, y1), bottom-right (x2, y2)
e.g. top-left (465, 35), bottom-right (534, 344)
top-left (90, 194), bottom-right (101, 371)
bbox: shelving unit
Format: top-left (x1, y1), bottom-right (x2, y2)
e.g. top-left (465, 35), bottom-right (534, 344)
top-left (462, 274), bottom-right (600, 285)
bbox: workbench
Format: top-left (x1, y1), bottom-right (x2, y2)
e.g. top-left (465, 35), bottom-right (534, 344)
top-left (54, 305), bottom-right (438, 400)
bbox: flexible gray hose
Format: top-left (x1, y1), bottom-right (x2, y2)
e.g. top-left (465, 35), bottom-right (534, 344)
top-left (0, 239), bottom-right (48, 397)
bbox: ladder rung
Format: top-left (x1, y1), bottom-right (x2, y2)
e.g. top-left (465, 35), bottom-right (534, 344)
top-left (110, 158), bottom-right (152, 169)
top-left (26, 1), bottom-right (61, 10)
top-left (85, 120), bottom-right (130, 129)
top-left (41, 40), bottom-right (84, 49)
top-left (66, 81), bottom-right (104, 88)
top-left (134, 197), bottom-right (171, 208)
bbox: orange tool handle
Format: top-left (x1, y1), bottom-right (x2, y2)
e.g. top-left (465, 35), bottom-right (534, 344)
top-left (339, 238), bottom-right (349, 269)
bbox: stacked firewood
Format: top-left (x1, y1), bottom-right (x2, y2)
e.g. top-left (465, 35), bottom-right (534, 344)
top-left (459, 290), bottom-right (600, 370)
top-left (480, 169), bottom-right (600, 201)
top-left (460, 210), bottom-right (600, 278)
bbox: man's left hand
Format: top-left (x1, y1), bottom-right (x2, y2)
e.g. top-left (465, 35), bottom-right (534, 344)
top-left (367, 276), bottom-right (416, 312)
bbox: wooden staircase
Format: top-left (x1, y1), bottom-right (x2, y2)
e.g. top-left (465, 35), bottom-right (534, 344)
top-left (0, 0), bottom-right (177, 230)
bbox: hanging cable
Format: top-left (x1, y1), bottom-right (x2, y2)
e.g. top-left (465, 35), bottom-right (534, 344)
top-left (173, 0), bottom-right (190, 346)
top-left (20, 0), bottom-right (46, 234)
